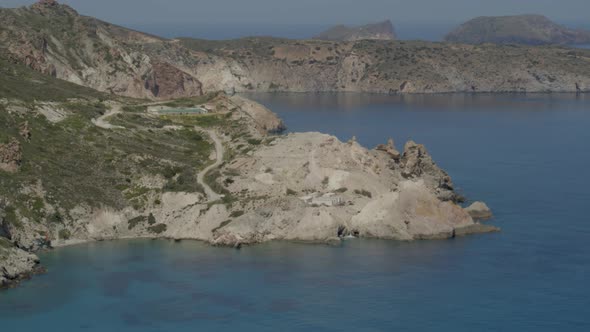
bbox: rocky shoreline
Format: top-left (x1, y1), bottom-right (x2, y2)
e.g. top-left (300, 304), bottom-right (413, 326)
top-left (0, 92), bottom-right (500, 289)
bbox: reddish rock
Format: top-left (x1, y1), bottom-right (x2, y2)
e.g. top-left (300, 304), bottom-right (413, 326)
top-left (143, 62), bottom-right (203, 99)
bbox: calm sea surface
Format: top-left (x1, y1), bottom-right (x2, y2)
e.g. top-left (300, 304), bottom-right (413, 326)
top-left (1, 93), bottom-right (589, 331)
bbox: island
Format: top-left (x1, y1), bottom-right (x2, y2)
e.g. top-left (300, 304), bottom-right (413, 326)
top-left (445, 14), bottom-right (590, 45)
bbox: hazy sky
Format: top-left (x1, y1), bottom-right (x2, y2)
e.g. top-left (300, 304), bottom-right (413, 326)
top-left (3, 0), bottom-right (589, 24)
top-left (1, 0), bottom-right (589, 40)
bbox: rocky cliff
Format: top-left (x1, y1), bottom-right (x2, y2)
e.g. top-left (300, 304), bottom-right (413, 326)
top-left (445, 15), bottom-right (590, 45)
top-left (313, 20), bottom-right (397, 41)
top-left (2, 2), bottom-right (590, 99)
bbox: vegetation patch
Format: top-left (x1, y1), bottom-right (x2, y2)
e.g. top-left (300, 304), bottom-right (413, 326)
top-left (127, 216), bottom-right (147, 230)
top-left (58, 229), bottom-right (71, 240)
top-left (0, 237), bottom-right (13, 249)
top-left (354, 189), bottom-right (373, 198)
top-left (148, 223), bottom-right (167, 234)
top-left (229, 210), bottom-right (244, 218)
top-left (212, 219), bottom-right (233, 233)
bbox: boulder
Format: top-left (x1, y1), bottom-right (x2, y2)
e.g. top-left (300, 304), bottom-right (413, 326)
top-left (465, 201), bottom-right (493, 220)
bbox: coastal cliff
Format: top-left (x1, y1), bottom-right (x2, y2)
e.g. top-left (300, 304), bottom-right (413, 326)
top-left (1, 1), bottom-right (590, 99)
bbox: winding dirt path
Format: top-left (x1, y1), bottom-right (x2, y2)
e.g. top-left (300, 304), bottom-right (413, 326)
top-left (197, 129), bottom-right (225, 202)
top-left (92, 104), bottom-right (124, 129)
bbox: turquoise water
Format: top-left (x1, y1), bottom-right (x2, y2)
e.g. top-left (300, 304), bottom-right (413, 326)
top-left (2, 93), bottom-right (590, 331)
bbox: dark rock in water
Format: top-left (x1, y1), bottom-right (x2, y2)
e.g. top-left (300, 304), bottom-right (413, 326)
top-left (446, 15), bottom-right (590, 45)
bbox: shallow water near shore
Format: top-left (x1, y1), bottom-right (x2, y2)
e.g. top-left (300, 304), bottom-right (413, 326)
top-left (2, 93), bottom-right (590, 331)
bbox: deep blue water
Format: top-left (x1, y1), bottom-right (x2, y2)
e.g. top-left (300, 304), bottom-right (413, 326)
top-left (2, 93), bottom-right (590, 331)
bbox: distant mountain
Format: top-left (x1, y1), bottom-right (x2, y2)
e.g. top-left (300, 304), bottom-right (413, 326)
top-left (313, 20), bottom-right (396, 41)
top-left (445, 15), bottom-right (590, 45)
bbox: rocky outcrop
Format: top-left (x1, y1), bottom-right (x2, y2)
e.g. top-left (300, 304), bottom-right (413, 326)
top-left (208, 132), bottom-right (493, 246)
top-left (143, 61), bottom-right (203, 99)
top-left (0, 138), bottom-right (22, 173)
top-left (375, 138), bottom-right (401, 161)
top-left (229, 96), bottom-right (286, 134)
top-left (400, 141), bottom-right (459, 202)
top-left (446, 15), bottom-right (590, 45)
top-left (0, 237), bottom-right (41, 289)
top-left (464, 201), bottom-right (493, 220)
top-left (314, 20), bottom-right (397, 41)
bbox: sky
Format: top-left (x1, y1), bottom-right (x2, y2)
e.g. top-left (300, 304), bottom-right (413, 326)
top-left (1, 0), bottom-right (589, 40)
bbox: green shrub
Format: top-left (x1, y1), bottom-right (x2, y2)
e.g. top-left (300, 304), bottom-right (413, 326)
top-left (247, 138), bottom-right (262, 145)
top-left (148, 223), bottom-right (167, 234)
top-left (0, 237), bottom-right (13, 249)
top-left (147, 213), bottom-right (156, 225)
top-left (128, 216), bottom-right (147, 230)
top-left (354, 189), bottom-right (372, 198)
top-left (59, 229), bottom-right (71, 240)
top-left (229, 210), bottom-right (244, 218)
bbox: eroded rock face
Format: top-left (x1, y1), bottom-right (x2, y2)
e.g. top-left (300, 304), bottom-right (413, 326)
top-left (209, 132), bottom-right (492, 246)
top-left (144, 61), bottom-right (203, 99)
top-left (0, 138), bottom-right (22, 173)
top-left (400, 141), bottom-right (460, 202)
top-left (229, 96), bottom-right (286, 134)
top-left (375, 138), bottom-right (401, 161)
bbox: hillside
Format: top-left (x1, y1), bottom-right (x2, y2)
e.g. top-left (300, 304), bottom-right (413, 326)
top-left (445, 15), bottom-right (590, 45)
top-left (2, 1), bottom-right (590, 97)
top-left (313, 20), bottom-right (397, 41)
top-left (0, 0), bottom-right (201, 100)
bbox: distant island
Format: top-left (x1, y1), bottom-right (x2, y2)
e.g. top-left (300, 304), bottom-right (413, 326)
top-left (445, 14), bottom-right (590, 45)
top-left (313, 20), bottom-right (397, 41)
